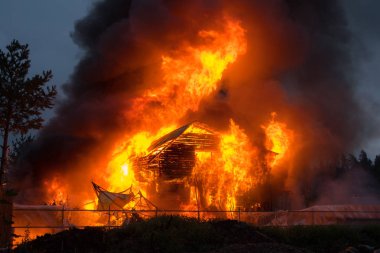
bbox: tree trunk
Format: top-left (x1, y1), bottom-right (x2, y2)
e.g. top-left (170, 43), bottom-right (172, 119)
top-left (0, 190), bottom-right (13, 250)
top-left (0, 120), bottom-right (12, 250)
top-left (0, 120), bottom-right (9, 190)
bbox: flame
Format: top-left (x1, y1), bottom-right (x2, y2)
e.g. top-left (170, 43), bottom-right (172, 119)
top-left (263, 112), bottom-right (293, 166)
top-left (98, 17), bottom-right (248, 211)
top-left (105, 126), bottom-right (175, 193)
top-left (128, 18), bottom-right (247, 124)
top-left (185, 120), bottom-right (257, 214)
top-left (216, 120), bottom-right (255, 210)
top-left (43, 177), bottom-right (67, 205)
top-left (161, 20), bottom-right (247, 111)
top-left (83, 200), bottom-right (97, 211)
top-left (43, 16), bottom-right (293, 222)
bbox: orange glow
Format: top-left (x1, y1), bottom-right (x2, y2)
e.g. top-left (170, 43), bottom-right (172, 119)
top-left (161, 19), bottom-right (247, 112)
top-left (185, 120), bottom-right (257, 214)
top-left (128, 18), bottom-right (247, 123)
top-left (98, 17), bottom-right (249, 212)
top-left (41, 15), bottom-right (295, 227)
top-left (43, 177), bottom-right (67, 205)
top-left (83, 199), bottom-right (97, 210)
top-left (263, 112), bottom-right (293, 166)
top-left (218, 120), bottom-right (255, 210)
top-left (105, 126), bottom-right (175, 194)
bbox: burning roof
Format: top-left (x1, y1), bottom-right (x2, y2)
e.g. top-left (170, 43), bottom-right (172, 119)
top-left (147, 122), bottom-right (218, 153)
top-left (135, 122), bottom-right (219, 181)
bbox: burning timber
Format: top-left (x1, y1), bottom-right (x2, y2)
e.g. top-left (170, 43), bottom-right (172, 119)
top-left (134, 122), bottom-right (219, 209)
top-left (135, 122), bottom-right (218, 180)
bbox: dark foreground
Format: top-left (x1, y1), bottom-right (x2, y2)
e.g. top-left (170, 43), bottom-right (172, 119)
top-left (14, 216), bottom-right (380, 253)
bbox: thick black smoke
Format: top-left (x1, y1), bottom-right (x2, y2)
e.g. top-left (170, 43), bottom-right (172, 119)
top-left (13, 0), bottom-right (368, 206)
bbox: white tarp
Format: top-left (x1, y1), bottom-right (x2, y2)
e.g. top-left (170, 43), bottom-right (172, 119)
top-left (97, 190), bottom-right (134, 211)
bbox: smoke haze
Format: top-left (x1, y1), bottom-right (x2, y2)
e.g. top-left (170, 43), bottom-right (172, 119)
top-left (13, 0), bottom-right (369, 207)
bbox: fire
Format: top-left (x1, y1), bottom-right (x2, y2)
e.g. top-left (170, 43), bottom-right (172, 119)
top-left (83, 200), bottom-right (96, 210)
top-left (162, 19), bottom-right (247, 111)
top-left (216, 119), bottom-right (254, 210)
top-left (121, 164), bottom-right (129, 175)
top-left (97, 17), bottom-right (249, 211)
top-left (263, 112), bottom-right (293, 166)
top-left (105, 126), bottom-right (175, 193)
top-left (13, 4), bottom-right (312, 243)
top-left (45, 16), bottom-right (293, 218)
top-left (184, 120), bottom-right (256, 214)
top-left (129, 17), bottom-right (247, 123)
top-left (43, 177), bottom-right (67, 205)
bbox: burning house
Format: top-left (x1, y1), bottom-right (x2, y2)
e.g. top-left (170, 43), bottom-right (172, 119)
top-left (10, 0), bottom-right (375, 243)
top-left (134, 122), bottom-right (219, 209)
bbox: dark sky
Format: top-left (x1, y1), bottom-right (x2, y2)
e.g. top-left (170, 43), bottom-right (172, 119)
top-left (0, 0), bottom-right (379, 156)
top-left (342, 0), bottom-right (380, 156)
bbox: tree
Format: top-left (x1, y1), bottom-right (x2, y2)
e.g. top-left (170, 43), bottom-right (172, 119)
top-left (358, 150), bottom-right (372, 170)
top-left (0, 40), bottom-right (56, 191)
top-left (9, 134), bottom-right (34, 165)
top-left (373, 155), bottom-right (380, 180)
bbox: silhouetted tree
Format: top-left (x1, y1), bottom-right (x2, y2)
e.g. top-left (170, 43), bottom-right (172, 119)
top-left (374, 155), bottom-right (380, 180)
top-left (334, 154), bottom-right (349, 179)
top-left (0, 40), bottom-right (56, 191)
top-left (347, 154), bottom-right (359, 169)
top-left (9, 134), bottom-right (34, 165)
top-left (359, 150), bottom-right (372, 170)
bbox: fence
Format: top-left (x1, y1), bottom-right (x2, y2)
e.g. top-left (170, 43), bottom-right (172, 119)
top-left (11, 207), bottom-right (380, 246)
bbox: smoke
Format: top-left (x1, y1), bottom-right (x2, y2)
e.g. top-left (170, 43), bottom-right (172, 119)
top-left (316, 168), bottom-right (380, 205)
top-left (12, 0), bottom-right (368, 207)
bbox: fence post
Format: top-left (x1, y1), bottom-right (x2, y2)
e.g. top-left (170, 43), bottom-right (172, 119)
top-left (238, 207), bottom-right (241, 222)
top-left (108, 206), bottom-right (111, 229)
top-left (197, 208), bottom-right (200, 221)
top-left (61, 205), bottom-right (65, 228)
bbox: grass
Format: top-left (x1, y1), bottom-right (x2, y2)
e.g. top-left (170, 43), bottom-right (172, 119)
top-left (14, 216), bottom-right (380, 253)
top-left (259, 225), bottom-right (380, 253)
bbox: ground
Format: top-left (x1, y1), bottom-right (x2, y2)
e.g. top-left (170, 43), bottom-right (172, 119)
top-left (13, 216), bottom-right (380, 253)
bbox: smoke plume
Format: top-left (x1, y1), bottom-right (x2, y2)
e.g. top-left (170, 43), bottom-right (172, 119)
top-left (13, 0), bottom-right (368, 207)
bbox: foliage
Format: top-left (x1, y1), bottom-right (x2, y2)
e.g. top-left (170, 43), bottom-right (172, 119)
top-left (0, 40), bottom-right (56, 186)
top-left (359, 150), bottom-right (372, 170)
top-left (9, 134), bottom-right (34, 165)
top-left (374, 155), bottom-right (380, 181)
top-left (0, 40), bottom-right (56, 133)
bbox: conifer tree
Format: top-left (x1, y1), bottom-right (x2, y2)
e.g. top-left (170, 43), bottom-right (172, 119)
top-left (0, 40), bottom-right (56, 191)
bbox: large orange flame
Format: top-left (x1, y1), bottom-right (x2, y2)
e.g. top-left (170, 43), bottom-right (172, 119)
top-left (263, 112), bottom-right (293, 167)
top-left (128, 18), bottom-right (247, 124)
top-left (98, 17), bottom-right (249, 210)
top-left (43, 177), bottom-right (67, 205)
top-left (44, 17), bottom-right (294, 217)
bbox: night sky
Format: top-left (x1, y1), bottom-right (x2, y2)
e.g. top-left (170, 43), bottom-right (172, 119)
top-left (0, 0), bottom-right (379, 156)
